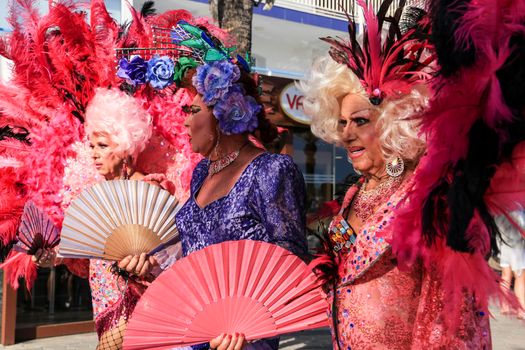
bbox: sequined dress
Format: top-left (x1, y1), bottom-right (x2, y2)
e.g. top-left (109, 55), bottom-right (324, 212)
top-left (175, 152), bottom-right (308, 349)
top-left (326, 175), bottom-right (492, 350)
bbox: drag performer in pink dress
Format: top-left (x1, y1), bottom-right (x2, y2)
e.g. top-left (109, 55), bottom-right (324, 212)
top-left (301, 0), bottom-right (525, 348)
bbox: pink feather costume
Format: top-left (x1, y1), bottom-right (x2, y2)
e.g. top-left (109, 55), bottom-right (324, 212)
top-left (0, 0), bottom-right (228, 340)
top-left (323, 176), bottom-right (491, 349)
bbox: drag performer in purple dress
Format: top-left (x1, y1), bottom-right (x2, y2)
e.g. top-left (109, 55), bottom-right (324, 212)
top-left (123, 21), bottom-right (308, 350)
top-left (174, 23), bottom-right (308, 350)
top-left (176, 152), bottom-right (307, 258)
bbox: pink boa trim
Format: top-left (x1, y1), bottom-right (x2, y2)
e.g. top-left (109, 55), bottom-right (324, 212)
top-left (0, 251), bottom-right (37, 290)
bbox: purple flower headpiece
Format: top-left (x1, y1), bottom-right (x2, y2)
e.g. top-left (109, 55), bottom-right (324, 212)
top-left (193, 61), bottom-right (261, 135)
top-left (117, 55), bottom-right (175, 90)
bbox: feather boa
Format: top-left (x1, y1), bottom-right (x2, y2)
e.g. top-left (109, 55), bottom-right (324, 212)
top-left (390, 0), bottom-right (525, 330)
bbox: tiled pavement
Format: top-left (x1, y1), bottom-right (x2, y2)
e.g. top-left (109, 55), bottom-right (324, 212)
top-left (1, 309), bottom-right (523, 350)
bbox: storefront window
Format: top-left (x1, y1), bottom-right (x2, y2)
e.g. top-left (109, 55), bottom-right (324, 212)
top-left (15, 267), bottom-right (92, 340)
top-left (288, 127), bottom-right (334, 214)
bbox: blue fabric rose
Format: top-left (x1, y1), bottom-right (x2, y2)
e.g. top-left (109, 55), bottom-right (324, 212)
top-left (147, 55), bottom-right (175, 89)
top-left (213, 84), bottom-right (260, 135)
top-left (117, 56), bottom-right (147, 86)
top-left (193, 61), bottom-right (240, 105)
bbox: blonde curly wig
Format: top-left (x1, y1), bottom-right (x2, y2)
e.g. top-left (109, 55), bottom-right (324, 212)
top-left (300, 56), bottom-right (428, 166)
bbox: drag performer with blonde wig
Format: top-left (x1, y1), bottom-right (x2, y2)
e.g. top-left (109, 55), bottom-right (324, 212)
top-left (298, 0), bottom-right (525, 347)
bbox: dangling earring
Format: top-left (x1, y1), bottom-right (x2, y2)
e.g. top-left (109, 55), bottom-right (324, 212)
top-left (121, 158), bottom-right (130, 180)
top-left (212, 128), bottom-right (222, 160)
top-left (386, 155), bottom-right (405, 177)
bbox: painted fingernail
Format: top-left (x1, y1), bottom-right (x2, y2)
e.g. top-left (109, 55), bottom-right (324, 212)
top-left (228, 335), bottom-right (232, 339)
top-left (235, 332), bottom-right (239, 337)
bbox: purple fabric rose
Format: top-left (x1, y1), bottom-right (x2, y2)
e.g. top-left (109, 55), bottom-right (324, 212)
top-left (193, 61), bottom-right (240, 105)
top-left (117, 56), bottom-right (147, 86)
top-left (147, 55), bottom-right (175, 89)
top-left (213, 84), bottom-right (261, 135)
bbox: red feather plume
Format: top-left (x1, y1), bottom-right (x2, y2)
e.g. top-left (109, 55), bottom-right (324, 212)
top-left (321, 0), bottom-right (433, 103)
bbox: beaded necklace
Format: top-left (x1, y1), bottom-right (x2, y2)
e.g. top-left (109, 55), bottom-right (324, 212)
top-left (352, 175), bottom-right (404, 222)
top-left (208, 142), bottom-right (249, 176)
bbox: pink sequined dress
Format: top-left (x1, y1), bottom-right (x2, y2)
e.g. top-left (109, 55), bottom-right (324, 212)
top-left (325, 175), bottom-right (492, 350)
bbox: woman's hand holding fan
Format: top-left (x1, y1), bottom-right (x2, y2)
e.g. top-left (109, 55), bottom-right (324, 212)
top-left (118, 252), bottom-right (159, 277)
top-left (210, 333), bottom-right (247, 350)
top-left (32, 248), bottom-right (58, 268)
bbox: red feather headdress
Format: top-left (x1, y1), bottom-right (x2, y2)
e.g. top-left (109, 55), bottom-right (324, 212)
top-left (321, 0), bottom-right (434, 104)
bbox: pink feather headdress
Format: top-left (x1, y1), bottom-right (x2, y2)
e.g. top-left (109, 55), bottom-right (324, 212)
top-left (0, 0), bottom-right (225, 289)
top-left (321, 0), bottom-right (434, 104)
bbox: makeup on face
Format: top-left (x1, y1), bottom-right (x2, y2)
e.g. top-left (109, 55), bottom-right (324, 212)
top-left (183, 94), bottom-right (217, 157)
top-left (338, 93), bottom-right (385, 176)
top-left (89, 133), bottom-right (123, 179)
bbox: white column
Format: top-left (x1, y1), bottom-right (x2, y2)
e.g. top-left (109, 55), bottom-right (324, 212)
top-left (0, 56), bottom-right (13, 83)
top-left (121, 0), bottom-right (134, 23)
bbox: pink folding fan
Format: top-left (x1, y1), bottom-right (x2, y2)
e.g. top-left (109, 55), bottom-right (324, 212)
top-left (14, 201), bottom-right (60, 255)
top-left (123, 240), bottom-right (328, 349)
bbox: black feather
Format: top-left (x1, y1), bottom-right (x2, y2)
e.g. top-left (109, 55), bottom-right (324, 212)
top-left (0, 125), bottom-right (31, 144)
top-left (423, 120), bottom-right (502, 255)
top-left (140, 1), bottom-right (156, 18)
top-left (428, 0), bottom-right (476, 77)
top-left (497, 31), bottom-right (525, 159)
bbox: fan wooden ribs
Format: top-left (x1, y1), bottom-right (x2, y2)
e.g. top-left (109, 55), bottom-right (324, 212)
top-left (59, 180), bottom-right (178, 260)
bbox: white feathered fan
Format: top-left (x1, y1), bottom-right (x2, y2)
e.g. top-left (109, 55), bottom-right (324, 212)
top-left (59, 180), bottom-right (178, 260)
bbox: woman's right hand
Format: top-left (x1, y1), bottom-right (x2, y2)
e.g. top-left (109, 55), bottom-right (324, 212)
top-left (118, 253), bottom-right (158, 278)
top-left (31, 248), bottom-right (57, 268)
top-left (210, 333), bottom-right (246, 350)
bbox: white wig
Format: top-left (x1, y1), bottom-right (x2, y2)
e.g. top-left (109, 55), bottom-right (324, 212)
top-left (300, 56), bottom-right (365, 145)
top-left (300, 56), bottom-right (428, 166)
top-left (85, 88), bottom-right (152, 160)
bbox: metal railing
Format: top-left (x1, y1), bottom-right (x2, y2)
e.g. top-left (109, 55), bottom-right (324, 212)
top-left (269, 0), bottom-right (422, 21)
top-left (303, 173), bottom-right (336, 184)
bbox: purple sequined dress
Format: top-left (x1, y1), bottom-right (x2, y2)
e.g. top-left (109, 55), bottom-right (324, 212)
top-left (176, 152), bottom-right (308, 350)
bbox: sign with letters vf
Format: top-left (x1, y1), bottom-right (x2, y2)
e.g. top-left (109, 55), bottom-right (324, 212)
top-left (279, 83), bottom-right (311, 125)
